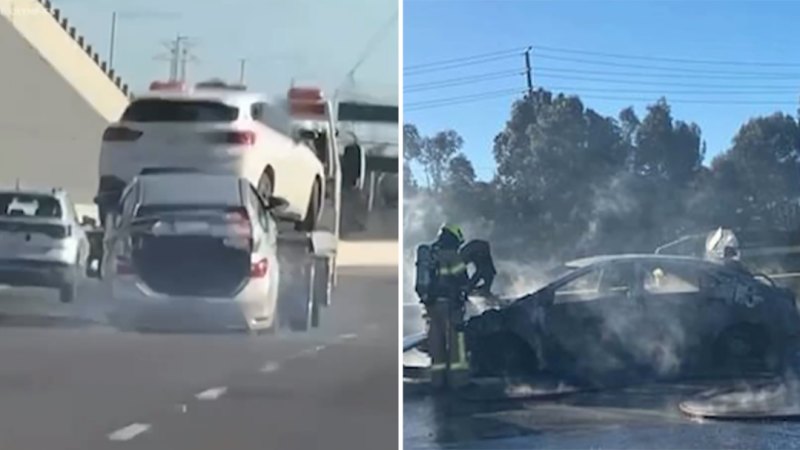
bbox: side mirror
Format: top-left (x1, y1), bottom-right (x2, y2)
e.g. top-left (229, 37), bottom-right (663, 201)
top-left (81, 216), bottom-right (97, 228)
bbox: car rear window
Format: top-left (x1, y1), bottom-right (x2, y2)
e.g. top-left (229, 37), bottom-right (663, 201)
top-left (0, 193), bottom-right (62, 218)
top-left (122, 99), bottom-right (239, 122)
top-left (337, 102), bottom-right (398, 123)
top-left (135, 205), bottom-right (240, 218)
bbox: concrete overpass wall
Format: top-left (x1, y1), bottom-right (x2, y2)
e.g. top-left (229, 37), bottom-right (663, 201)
top-left (0, 0), bottom-right (130, 202)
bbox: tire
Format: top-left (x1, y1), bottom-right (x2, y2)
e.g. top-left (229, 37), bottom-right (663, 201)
top-left (313, 257), bottom-right (332, 308)
top-left (285, 262), bottom-right (319, 332)
top-left (59, 282), bottom-right (77, 303)
top-left (714, 324), bottom-right (771, 372)
top-left (295, 180), bottom-right (320, 232)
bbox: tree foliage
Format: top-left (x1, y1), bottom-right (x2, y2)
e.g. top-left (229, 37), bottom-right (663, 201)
top-left (405, 88), bottom-right (800, 263)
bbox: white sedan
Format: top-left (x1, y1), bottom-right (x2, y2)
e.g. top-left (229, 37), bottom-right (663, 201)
top-left (103, 173), bottom-right (282, 332)
top-left (96, 80), bottom-right (325, 231)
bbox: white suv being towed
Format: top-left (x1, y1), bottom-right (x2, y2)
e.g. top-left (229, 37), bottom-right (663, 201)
top-left (97, 83), bottom-right (325, 231)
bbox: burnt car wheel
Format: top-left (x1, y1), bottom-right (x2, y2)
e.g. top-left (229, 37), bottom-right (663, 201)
top-left (469, 331), bottom-right (540, 377)
top-left (714, 324), bottom-right (775, 372)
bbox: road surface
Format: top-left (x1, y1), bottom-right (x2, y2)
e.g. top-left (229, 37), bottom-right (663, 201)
top-left (0, 258), bottom-right (397, 450)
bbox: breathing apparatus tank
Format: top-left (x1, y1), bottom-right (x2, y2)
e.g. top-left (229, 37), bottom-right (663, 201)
top-left (414, 244), bottom-right (434, 302)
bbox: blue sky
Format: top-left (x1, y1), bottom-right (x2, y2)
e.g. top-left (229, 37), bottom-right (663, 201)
top-left (404, 0), bottom-right (800, 179)
top-left (56, 0), bottom-right (397, 99)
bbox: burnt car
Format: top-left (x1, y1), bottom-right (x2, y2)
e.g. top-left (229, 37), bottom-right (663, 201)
top-left (466, 254), bottom-right (800, 386)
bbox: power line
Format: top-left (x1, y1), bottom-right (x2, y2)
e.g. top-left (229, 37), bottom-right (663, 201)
top-left (577, 95), bottom-right (800, 106)
top-left (404, 47), bottom-right (526, 72)
top-left (534, 73), bottom-right (800, 89)
top-left (533, 44), bottom-right (800, 68)
top-left (544, 85), bottom-right (800, 95)
top-left (406, 88), bottom-right (524, 111)
top-left (534, 54), bottom-right (800, 77)
top-left (404, 69), bottom-right (524, 92)
top-left (535, 66), bottom-right (800, 81)
top-left (404, 54), bottom-right (521, 76)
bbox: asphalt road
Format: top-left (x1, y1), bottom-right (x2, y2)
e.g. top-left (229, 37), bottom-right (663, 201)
top-left (0, 261), bottom-right (397, 450)
top-left (404, 376), bottom-right (800, 450)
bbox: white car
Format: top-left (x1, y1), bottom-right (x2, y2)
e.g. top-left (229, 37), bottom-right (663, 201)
top-left (97, 80), bottom-right (326, 231)
top-left (0, 188), bottom-right (90, 303)
top-left (103, 173), bottom-right (282, 332)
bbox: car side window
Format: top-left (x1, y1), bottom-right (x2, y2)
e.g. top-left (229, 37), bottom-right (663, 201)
top-left (643, 264), bottom-right (701, 294)
top-left (256, 102), bottom-right (293, 137)
top-left (554, 268), bottom-right (603, 303)
top-left (251, 102), bottom-right (265, 121)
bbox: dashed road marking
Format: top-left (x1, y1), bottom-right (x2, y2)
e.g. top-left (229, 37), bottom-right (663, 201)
top-left (195, 386), bottom-right (228, 401)
top-left (260, 361), bottom-right (281, 373)
top-left (296, 344), bottom-right (327, 357)
top-left (108, 423), bottom-right (151, 441)
top-left (339, 333), bottom-right (358, 341)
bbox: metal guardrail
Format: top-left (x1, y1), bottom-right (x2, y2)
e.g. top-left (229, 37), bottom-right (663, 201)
top-left (34, 0), bottom-right (131, 97)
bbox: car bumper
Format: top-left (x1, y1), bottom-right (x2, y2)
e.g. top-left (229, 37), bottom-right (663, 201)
top-left (108, 276), bottom-right (274, 331)
top-left (0, 259), bottom-right (75, 288)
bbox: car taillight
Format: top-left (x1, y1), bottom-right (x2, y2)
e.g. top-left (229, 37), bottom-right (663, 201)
top-left (116, 255), bottom-right (135, 275)
top-left (209, 130), bottom-right (256, 145)
top-left (250, 258), bottom-right (268, 278)
top-left (103, 126), bottom-right (143, 142)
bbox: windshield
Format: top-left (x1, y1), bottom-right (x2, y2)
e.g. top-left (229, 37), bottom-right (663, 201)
top-left (0, 193), bottom-right (62, 218)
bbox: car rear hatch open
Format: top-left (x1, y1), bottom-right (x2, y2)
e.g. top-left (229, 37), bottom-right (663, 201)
top-left (123, 206), bottom-right (255, 297)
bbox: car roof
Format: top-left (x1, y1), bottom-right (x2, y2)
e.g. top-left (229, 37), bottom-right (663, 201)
top-left (0, 188), bottom-right (67, 200)
top-left (135, 174), bottom-right (244, 206)
top-left (565, 253), bottom-right (716, 269)
top-left (132, 89), bottom-right (268, 106)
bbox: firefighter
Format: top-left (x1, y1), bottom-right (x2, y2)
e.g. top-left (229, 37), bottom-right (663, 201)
top-left (460, 239), bottom-right (497, 297)
top-left (414, 223), bottom-right (471, 391)
top-left (723, 245), bottom-right (749, 274)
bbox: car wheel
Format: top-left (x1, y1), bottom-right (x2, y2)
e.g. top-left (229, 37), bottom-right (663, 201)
top-left (715, 324), bottom-right (770, 371)
top-left (59, 282), bottom-right (77, 303)
top-left (295, 180), bottom-right (320, 232)
top-left (313, 257), bottom-right (331, 308)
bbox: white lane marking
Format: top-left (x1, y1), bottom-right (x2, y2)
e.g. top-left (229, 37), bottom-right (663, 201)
top-left (260, 361), bottom-right (281, 373)
top-left (108, 423), bottom-right (151, 441)
top-left (195, 386), bottom-right (228, 401)
top-left (339, 333), bottom-right (358, 341)
top-left (296, 344), bottom-right (327, 357)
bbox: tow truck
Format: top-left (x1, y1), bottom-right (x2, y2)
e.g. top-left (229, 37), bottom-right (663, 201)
top-left (332, 91), bottom-right (398, 234)
top-left (281, 85), bottom-right (398, 234)
top-left (87, 81), bottom-right (343, 333)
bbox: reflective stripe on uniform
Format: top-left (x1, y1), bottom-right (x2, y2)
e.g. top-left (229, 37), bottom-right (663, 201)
top-left (439, 262), bottom-right (467, 275)
top-left (430, 363), bottom-right (447, 371)
top-left (451, 332), bottom-right (469, 370)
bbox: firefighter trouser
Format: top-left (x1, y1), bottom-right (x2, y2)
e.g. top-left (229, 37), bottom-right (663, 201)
top-left (426, 297), bottom-right (469, 390)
